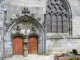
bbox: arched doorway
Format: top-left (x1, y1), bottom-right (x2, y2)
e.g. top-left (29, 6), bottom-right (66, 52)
top-left (6, 15), bottom-right (45, 56)
top-left (12, 36), bottom-right (24, 55)
top-left (28, 37), bottom-right (38, 54)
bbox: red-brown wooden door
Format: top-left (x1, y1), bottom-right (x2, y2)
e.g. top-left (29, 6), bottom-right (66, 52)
top-left (28, 37), bottom-right (38, 54)
top-left (12, 37), bottom-right (23, 55)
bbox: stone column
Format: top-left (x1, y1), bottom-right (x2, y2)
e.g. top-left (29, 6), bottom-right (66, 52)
top-left (2, 10), bottom-right (7, 60)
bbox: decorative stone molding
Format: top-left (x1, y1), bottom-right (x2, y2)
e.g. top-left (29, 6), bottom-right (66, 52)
top-left (11, 32), bottom-right (26, 39)
top-left (22, 7), bottom-right (30, 15)
top-left (4, 7), bottom-right (46, 55)
top-left (28, 33), bottom-right (39, 39)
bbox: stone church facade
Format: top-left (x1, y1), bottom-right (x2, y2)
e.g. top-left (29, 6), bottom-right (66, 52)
top-left (0, 0), bottom-right (80, 59)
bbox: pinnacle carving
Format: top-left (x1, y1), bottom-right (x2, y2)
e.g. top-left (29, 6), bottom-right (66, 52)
top-left (22, 7), bottom-right (30, 15)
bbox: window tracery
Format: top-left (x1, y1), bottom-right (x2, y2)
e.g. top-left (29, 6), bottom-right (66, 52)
top-left (46, 0), bottom-right (69, 33)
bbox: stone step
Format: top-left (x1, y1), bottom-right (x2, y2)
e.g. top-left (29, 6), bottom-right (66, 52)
top-left (6, 55), bottom-right (55, 60)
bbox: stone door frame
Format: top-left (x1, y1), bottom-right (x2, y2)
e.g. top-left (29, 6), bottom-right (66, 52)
top-left (6, 15), bottom-right (46, 55)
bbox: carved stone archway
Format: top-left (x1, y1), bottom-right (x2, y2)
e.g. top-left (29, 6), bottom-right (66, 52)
top-left (5, 15), bottom-right (45, 56)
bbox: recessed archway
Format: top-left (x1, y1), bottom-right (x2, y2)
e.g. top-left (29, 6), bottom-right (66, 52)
top-left (6, 15), bottom-right (46, 56)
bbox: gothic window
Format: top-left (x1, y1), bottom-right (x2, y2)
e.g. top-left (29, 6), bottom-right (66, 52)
top-left (46, 0), bottom-right (70, 33)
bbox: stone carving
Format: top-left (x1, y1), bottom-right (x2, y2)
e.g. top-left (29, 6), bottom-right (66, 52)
top-left (16, 14), bottom-right (20, 18)
top-left (16, 26), bottom-right (21, 32)
top-left (28, 33), bottom-right (39, 39)
top-left (11, 32), bottom-right (26, 39)
top-left (5, 18), bottom-right (16, 30)
top-left (3, 6), bottom-right (45, 56)
top-left (31, 26), bottom-right (36, 33)
top-left (22, 7), bottom-right (30, 15)
top-left (11, 25), bottom-right (26, 39)
top-left (27, 25), bottom-right (39, 39)
top-left (37, 18), bottom-right (41, 21)
top-left (46, 0), bottom-right (67, 15)
top-left (4, 7), bottom-right (42, 33)
top-left (0, 0), bottom-right (5, 3)
top-left (31, 14), bottom-right (34, 18)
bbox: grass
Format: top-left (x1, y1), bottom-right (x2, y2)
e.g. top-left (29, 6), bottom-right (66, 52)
top-left (70, 57), bottom-right (80, 60)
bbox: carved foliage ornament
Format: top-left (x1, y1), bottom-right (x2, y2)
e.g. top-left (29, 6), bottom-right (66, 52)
top-left (11, 32), bottom-right (25, 39)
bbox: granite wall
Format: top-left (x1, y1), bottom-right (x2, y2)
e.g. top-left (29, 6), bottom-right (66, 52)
top-left (0, 0), bottom-right (80, 58)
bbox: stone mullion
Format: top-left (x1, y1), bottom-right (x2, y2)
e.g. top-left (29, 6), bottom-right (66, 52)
top-left (50, 14), bottom-right (52, 32)
top-left (61, 14), bottom-right (63, 33)
top-left (56, 14), bottom-right (58, 33)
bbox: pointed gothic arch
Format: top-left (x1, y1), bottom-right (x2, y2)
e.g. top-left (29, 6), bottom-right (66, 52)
top-left (46, 0), bottom-right (72, 34)
top-left (5, 15), bottom-right (46, 56)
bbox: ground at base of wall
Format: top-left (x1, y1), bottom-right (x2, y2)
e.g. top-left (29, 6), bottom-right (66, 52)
top-left (6, 55), bottom-right (55, 60)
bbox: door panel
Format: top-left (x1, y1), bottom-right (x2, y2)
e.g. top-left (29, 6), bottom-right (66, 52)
top-left (28, 37), bottom-right (38, 54)
top-left (13, 37), bottom-right (23, 55)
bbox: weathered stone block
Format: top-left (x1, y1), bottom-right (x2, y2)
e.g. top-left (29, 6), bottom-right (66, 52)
top-left (0, 51), bottom-right (3, 57)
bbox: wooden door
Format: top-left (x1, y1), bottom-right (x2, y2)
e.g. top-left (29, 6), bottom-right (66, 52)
top-left (28, 37), bottom-right (38, 54)
top-left (13, 37), bottom-right (23, 55)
